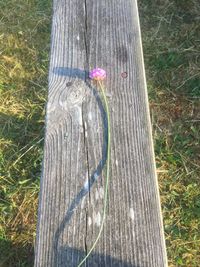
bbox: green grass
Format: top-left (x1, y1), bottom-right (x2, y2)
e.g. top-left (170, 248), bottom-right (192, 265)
top-left (0, 0), bottom-right (199, 266)
top-left (0, 0), bottom-right (51, 266)
top-left (139, 0), bottom-right (200, 266)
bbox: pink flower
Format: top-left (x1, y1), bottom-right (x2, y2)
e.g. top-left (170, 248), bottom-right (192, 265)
top-left (89, 68), bottom-right (106, 81)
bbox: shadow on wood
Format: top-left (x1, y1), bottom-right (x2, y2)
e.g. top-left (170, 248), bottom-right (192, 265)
top-left (52, 67), bottom-right (113, 267)
top-left (53, 245), bottom-right (141, 267)
top-left (53, 67), bottom-right (89, 80)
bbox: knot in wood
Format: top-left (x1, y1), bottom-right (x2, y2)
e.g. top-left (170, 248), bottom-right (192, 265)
top-left (59, 80), bottom-right (86, 111)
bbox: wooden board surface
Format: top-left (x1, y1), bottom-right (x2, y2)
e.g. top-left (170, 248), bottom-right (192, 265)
top-left (34, 0), bottom-right (168, 266)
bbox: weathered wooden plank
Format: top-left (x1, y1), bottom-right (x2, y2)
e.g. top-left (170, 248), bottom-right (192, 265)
top-left (34, 0), bottom-right (168, 266)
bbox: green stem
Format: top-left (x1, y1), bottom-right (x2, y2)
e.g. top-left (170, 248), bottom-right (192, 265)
top-left (77, 80), bottom-right (111, 267)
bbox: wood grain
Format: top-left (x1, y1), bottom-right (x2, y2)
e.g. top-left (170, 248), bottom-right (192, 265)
top-left (34, 0), bottom-right (168, 266)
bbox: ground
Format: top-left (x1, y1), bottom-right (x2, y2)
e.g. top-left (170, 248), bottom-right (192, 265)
top-left (0, 0), bottom-right (199, 266)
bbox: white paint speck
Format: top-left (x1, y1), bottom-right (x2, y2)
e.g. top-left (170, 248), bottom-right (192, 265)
top-left (88, 217), bottom-right (92, 226)
top-left (129, 208), bottom-right (135, 221)
top-left (106, 92), bottom-right (112, 98)
top-left (88, 112), bottom-right (93, 121)
top-left (84, 180), bottom-right (89, 191)
top-left (99, 187), bottom-right (104, 199)
top-left (81, 197), bottom-right (85, 209)
top-left (115, 160), bottom-right (118, 166)
top-left (77, 35), bottom-right (80, 41)
top-left (95, 190), bottom-right (99, 200)
top-left (93, 211), bottom-right (101, 227)
top-left (76, 106), bottom-right (83, 127)
top-left (94, 173), bottom-right (98, 181)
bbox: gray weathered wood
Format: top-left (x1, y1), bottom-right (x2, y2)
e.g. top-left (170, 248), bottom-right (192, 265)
top-left (34, 0), bottom-right (168, 266)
